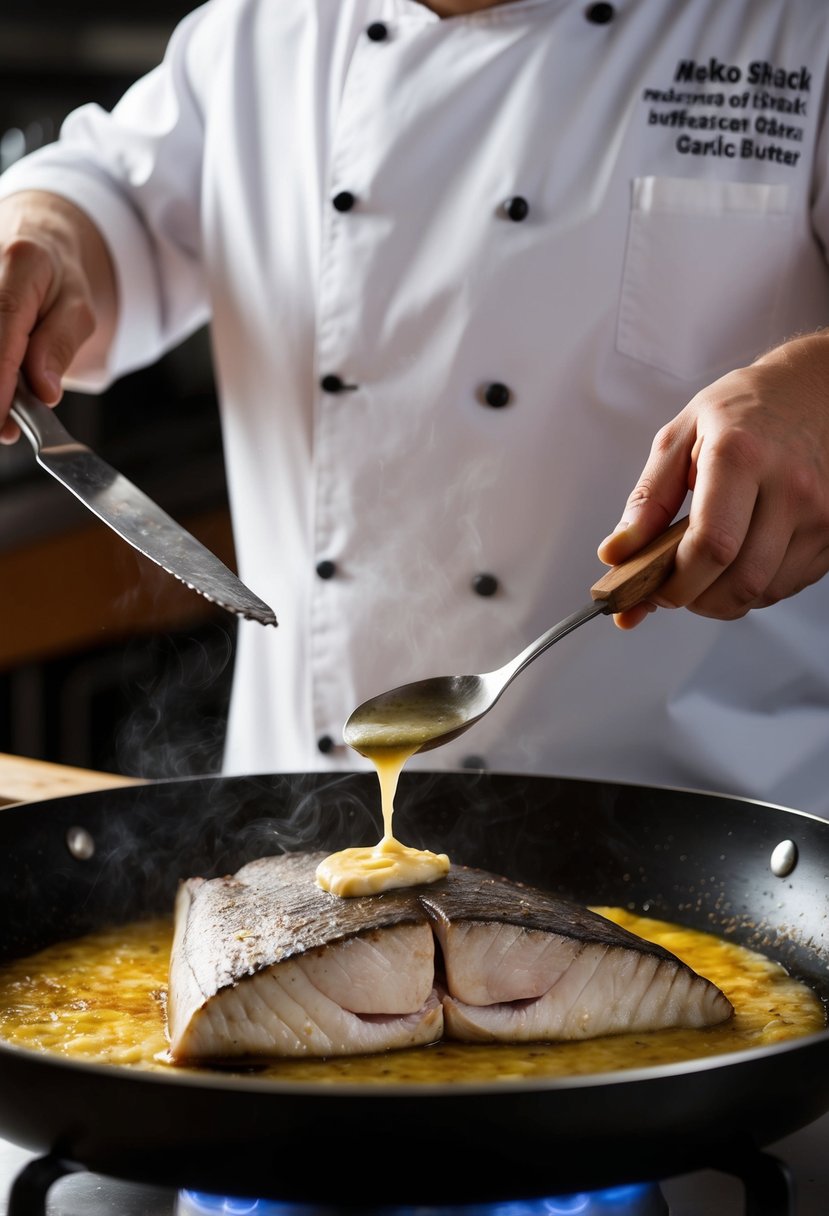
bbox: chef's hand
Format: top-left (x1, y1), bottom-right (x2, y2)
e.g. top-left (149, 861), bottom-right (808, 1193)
top-left (0, 190), bottom-right (116, 442)
top-left (597, 330), bottom-right (829, 628)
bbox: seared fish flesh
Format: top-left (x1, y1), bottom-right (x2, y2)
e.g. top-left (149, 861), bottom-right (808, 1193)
top-left (167, 852), bottom-right (732, 1062)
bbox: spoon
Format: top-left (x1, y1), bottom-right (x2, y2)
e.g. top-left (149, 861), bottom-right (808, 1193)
top-left (343, 514), bottom-right (690, 757)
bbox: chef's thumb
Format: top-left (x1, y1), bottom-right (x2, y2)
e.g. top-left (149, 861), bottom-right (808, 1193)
top-left (0, 356), bottom-right (63, 445)
top-left (597, 498), bottom-right (683, 567)
top-left (24, 284), bottom-right (97, 407)
top-left (29, 365), bottom-right (63, 405)
top-left (24, 335), bottom-right (77, 406)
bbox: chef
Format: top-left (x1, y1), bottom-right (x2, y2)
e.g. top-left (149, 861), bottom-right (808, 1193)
top-left (1, 0), bottom-right (829, 814)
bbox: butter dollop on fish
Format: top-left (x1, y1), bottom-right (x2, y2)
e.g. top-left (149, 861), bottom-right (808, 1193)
top-left (167, 852), bottom-right (733, 1063)
top-left (315, 834), bottom-right (450, 897)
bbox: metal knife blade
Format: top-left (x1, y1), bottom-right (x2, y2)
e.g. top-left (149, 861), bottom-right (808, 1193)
top-left (9, 377), bottom-right (277, 627)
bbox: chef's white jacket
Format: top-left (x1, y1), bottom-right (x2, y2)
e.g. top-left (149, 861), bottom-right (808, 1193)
top-left (3, 0), bottom-right (829, 815)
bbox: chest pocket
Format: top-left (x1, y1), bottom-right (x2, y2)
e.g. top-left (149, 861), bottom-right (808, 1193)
top-left (616, 176), bottom-right (791, 382)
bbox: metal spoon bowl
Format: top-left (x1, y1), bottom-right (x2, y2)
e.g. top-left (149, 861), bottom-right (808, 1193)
top-left (343, 516), bottom-right (690, 758)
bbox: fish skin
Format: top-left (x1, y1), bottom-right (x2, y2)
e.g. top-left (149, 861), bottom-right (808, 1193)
top-left (168, 852), bottom-right (733, 1062)
top-left (176, 851), bottom-right (431, 972)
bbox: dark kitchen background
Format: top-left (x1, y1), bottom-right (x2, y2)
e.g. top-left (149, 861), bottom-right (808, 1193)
top-left (0, 1), bottom-right (237, 779)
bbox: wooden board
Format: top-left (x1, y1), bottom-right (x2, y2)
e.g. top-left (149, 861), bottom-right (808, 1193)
top-left (0, 753), bottom-right (142, 806)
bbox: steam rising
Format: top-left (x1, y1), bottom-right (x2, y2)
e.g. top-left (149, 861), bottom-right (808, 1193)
top-left (111, 624), bottom-right (236, 780)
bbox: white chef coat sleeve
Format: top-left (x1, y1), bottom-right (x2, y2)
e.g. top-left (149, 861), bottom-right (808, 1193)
top-left (0, 3), bottom-right (217, 392)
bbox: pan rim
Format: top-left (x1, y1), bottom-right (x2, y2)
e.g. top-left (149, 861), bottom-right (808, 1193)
top-left (4, 765), bottom-right (822, 815)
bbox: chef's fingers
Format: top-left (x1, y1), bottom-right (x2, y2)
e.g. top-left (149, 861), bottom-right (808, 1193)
top-left (608, 601), bottom-right (657, 630)
top-left (0, 247), bottom-right (95, 446)
top-left (765, 539), bottom-right (829, 603)
top-left (0, 234), bottom-right (80, 440)
top-left (660, 493), bottom-right (788, 619)
top-left (647, 428), bottom-right (762, 612)
top-left (607, 505), bottom-right (755, 628)
top-left (23, 285), bottom-right (95, 404)
top-left (0, 193), bottom-right (115, 443)
top-left (597, 415), bottom-right (695, 566)
top-left (688, 519), bottom-right (829, 619)
top-left (0, 237), bottom-right (54, 441)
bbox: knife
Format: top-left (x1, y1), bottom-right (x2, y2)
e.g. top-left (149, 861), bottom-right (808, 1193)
top-left (8, 376), bottom-right (278, 627)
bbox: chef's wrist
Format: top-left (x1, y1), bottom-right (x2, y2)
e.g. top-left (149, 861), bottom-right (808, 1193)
top-left (753, 326), bottom-right (829, 386)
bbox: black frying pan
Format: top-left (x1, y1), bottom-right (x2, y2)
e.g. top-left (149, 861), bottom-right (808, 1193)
top-left (0, 770), bottom-right (827, 1206)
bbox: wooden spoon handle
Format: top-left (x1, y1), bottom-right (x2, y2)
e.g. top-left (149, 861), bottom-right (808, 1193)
top-left (590, 515), bottom-right (690, 614)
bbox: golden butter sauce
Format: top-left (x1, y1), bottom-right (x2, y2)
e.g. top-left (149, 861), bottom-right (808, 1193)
top-left (0, 908), bottom-right (823, 1084)
top-left (316, 743), bottom-right (449, 896)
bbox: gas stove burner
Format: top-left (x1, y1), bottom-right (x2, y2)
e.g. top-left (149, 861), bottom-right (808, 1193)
top-left (177, 1182), bottom-right (669, 1216)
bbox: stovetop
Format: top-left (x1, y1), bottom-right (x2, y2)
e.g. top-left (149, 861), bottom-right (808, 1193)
top-left (1, 1111), bottom-right (827, 1216)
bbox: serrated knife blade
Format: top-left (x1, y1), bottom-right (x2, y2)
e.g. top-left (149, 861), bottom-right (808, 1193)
top-left (9, 377), bottom-right (277, 627)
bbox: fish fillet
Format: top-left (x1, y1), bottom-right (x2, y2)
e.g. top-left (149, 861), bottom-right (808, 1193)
top-left (167, 852), bottom-right (732, 1062)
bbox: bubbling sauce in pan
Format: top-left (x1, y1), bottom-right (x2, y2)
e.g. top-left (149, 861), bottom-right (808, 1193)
top-left (0, 908), bottom-right (822, 1083)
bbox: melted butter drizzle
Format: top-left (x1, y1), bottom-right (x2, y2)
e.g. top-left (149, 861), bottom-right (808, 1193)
top-left (315, 744), bottom-right (450, 897)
